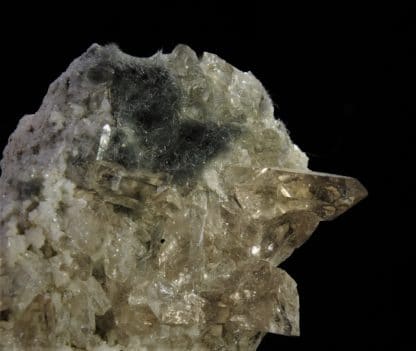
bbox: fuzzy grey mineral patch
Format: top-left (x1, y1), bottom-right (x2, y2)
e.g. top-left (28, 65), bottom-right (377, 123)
top-left (0, 44), bottom-right (367, 350)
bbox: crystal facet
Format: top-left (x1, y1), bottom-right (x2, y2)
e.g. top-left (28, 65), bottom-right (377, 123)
top-left (0, 44), bottom-right (367, 350)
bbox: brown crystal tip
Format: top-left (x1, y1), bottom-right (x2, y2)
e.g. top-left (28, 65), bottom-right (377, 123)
top-left (232, 167), bottom-right (368, 221)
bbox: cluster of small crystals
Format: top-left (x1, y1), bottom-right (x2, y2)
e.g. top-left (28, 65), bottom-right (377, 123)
top-left (0, 44), bottom-right (367, 350)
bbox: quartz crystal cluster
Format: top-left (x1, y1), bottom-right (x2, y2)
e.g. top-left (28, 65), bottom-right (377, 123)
top-left (0, 44), bottom-right (367, 350)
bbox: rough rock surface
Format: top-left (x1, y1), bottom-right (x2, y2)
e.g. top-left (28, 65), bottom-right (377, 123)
top-left (0, 44), bottom-right (367, 350)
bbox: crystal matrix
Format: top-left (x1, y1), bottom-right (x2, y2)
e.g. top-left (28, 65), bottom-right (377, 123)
top-left (0, 44), bottom-right (367, 350)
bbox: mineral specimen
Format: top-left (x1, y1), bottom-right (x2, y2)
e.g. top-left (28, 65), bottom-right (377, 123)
top-left (0, 44), bottom-right (367, 350)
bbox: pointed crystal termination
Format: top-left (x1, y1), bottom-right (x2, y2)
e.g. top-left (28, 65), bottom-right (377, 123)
top-left (0, 43), bottom-right (366, 350)
top-left (233, 167), bottom-right (368, 221)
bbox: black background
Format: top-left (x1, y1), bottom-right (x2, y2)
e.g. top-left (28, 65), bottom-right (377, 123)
top-left (1, 4), bottom-right (412, 350)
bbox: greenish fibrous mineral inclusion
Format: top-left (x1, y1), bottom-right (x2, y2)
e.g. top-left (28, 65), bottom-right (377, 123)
top-left (0, 44), bottom-right (367, 351)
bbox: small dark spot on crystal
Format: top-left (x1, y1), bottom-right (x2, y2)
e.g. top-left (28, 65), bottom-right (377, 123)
top-left (40, 240), bottom-right (57, 258)
top-left (26, 201), bottom-right (39, 213)
top-left (95, 310), bottom-right (115, 341)
top-left (57, 201), bottom-right (67, 216)
top-left (50, 134), bottom-right (58, 144)
top-left (16, 178), bottom-right (43, 200)
top-left (101, 173), bottom-right (115, 182)
top-left (112, 204), bottom-right (135, 216)
top-left (31, 145), bottom-right (40, 155)
top-left (0, 309), bottom-right (10, 321)
top-left (16, 221), bottom-right (27, 235)
top-left (92, 262), bottom-right (106, 284)
top-left (87, 63), bottom-right (114, 84)
top-left (28, 126), bottom-right (35, 133)
top-left (160, 239), bottom-right (165, 244)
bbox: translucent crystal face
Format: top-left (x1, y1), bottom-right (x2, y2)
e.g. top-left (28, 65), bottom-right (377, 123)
top-left (0, 44), bottom-right (367, 350)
